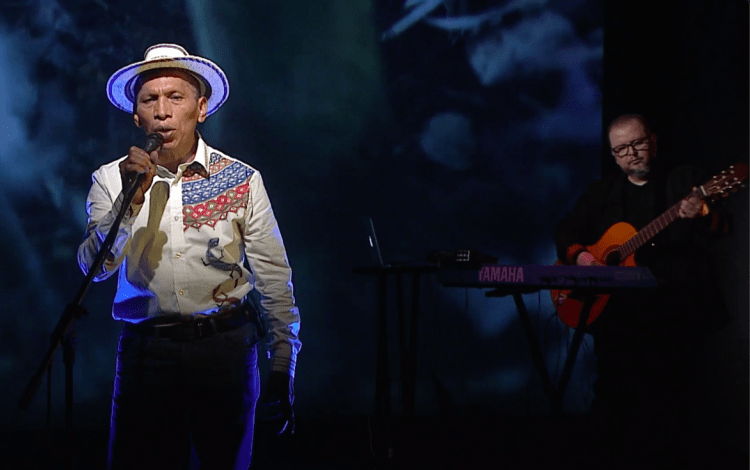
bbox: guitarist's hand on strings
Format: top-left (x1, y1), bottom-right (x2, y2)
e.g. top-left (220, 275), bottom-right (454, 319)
top-left (678, 189), bottom-right (707, 219)
top-left (575, 251), bottom-right (602, 266)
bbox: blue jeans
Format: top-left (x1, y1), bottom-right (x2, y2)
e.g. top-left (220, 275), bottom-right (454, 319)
top-left (107, 322), bottom-right (260, 470)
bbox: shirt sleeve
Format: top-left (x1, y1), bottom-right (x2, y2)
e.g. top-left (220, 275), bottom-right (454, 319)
top-left (243, 171), bottom-right (301, 377)
top-left (554, 179), bottom-right (606, 265)
top-left (77, 167), bottom-right (141, 281)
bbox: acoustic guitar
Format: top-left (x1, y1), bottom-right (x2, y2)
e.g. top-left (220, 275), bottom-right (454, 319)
top-left (551, 163), bottom-right (748, 329)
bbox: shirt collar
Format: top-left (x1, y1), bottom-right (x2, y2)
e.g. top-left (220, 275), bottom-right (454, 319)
top-left (155, 133), bottom-right (210, 181)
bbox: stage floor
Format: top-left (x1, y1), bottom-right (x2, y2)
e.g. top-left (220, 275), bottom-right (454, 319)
top-left (3, 413), bottom-right (747, 469)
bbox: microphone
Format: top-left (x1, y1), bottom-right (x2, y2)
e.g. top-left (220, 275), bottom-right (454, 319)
top-left (143, 132), bottom-right (164, 154)
top-left (124, 133), bottom-right (164, 197)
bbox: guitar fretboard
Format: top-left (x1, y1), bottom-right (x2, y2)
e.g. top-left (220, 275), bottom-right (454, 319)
top-left (618, 187), bottom-right (703, 258)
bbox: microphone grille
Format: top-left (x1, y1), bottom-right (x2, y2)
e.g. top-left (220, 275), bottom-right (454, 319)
top-left (144, 133), bottom-right (164, 153)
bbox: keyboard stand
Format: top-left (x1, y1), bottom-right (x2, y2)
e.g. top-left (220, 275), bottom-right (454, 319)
top-left (487, 287), bottom-right (596, 416)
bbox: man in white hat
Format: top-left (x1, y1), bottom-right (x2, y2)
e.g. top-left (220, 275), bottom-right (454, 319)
top-left (78, 44), bottom-right (300, 469)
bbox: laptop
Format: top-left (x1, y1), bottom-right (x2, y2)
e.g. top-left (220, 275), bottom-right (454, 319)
top-left (366, 216), bottom-right (387, 268)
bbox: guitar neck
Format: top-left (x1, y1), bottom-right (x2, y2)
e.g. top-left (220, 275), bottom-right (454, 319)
top-left (619, 187), bottom-right (703, 258)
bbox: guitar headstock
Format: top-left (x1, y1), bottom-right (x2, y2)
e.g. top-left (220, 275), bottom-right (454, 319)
top-left (702, 163), bottom-right (748, 201)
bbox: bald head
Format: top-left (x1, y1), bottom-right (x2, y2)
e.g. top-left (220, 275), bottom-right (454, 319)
top-left (608, 114), bottom-right (651, 137)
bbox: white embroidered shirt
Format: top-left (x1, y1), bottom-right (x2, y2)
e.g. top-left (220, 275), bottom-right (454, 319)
top-left (78, 137), bottom-right (300, 374)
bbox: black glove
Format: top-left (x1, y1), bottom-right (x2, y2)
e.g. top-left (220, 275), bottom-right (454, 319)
top-left (258, 371), bottom-right (295, 436)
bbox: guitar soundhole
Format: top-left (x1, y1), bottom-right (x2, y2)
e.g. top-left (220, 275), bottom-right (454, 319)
top-left (604, 250), bottom-right (621, 266)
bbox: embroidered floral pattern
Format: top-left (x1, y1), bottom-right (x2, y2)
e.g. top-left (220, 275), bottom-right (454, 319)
top-left (182, 153), bottom-right (253, 231)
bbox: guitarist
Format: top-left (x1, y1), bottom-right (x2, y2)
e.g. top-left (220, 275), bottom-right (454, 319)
top-left (554, 114), bottom-right (730, 468)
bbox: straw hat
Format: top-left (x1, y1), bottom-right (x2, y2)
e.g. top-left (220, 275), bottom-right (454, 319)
top-left (106, 43), bottom-right (229, 116)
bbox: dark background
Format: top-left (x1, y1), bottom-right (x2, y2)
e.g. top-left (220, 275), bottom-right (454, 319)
top-left (0, 0), bottom-right (746, 468)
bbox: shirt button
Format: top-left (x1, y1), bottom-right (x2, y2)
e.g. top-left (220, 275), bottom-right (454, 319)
top-left (179, 290), bottom-right (184, 296)
top-left (174, 216), bottom-right (180, 221)
top-left (175, 253), bottom-right (181, 259)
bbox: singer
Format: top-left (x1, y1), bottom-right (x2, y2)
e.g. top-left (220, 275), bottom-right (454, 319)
top-left (77, 44), bottom-right (301, 470)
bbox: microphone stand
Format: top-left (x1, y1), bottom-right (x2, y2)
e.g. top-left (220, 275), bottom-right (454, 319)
top-left (18, 163), bottom-right (148, 467)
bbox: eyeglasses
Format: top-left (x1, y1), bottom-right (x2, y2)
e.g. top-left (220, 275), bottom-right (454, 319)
top-left (611, 136), bottom-right (652, 158)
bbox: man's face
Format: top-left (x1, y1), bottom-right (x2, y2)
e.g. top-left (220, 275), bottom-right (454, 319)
top-left (133, 70), bottom-right (208, 160)
top-left (609, 119), bottom-right (657, 182)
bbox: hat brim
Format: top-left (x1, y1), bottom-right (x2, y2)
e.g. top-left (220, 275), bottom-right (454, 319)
top-left (107, 56), bottom-right (229, 116)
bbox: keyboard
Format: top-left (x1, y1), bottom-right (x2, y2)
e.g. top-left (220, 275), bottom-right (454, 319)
top-left (438, 264), bottom-right (657, 289)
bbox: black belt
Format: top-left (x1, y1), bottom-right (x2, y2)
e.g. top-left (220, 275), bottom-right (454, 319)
top-left (124, 305), bottom-right (250, 341)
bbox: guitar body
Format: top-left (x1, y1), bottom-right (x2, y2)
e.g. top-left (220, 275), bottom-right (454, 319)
top-left (551, 222), bottom-right (638, 328)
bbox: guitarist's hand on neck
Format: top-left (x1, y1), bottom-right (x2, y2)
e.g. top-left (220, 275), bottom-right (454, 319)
top-left (678, 189), bottom-right (708, 219)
